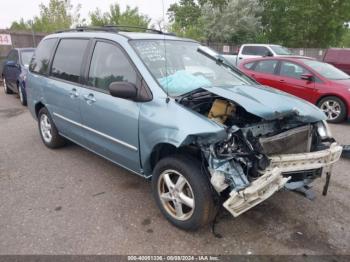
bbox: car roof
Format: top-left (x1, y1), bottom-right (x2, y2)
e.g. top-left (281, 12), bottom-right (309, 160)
top-left (326, 48), bottom-right (350, 51)
top-left (14, 48), bottom-right (36, 52)
top-left (241, 44), bottom-right (282, 47)
top-left (45, 30), bottom-right (195, 42)
top-left (241, 56), bottom-right (315, 64)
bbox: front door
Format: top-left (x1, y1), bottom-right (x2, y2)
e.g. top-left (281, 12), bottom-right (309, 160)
top-left (277, 61), bottom-right (315, 102)
top-left (5, 50), bottom-right (20, 90)
top-left (80, 41), bottom-right (141, 173)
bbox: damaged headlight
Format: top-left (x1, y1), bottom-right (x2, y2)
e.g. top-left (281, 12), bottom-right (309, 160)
top-left (316, 120), bottom-right (332, 140)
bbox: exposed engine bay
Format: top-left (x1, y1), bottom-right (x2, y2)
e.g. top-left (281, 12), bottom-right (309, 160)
top-left (177, 89), bottom-right (343, 217)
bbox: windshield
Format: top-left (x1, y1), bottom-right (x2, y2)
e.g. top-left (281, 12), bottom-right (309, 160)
top-left (302, 59), bottom-right (350, 80)
top-left (131, 40), bottom-right (253, 96)
top-left (21, 51), bottom-right (34, 67)
top-left (270, 45), bottom-right (292, 55)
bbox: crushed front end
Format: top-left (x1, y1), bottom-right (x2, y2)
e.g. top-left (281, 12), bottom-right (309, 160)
top-left (177, 89), bottom-right (342, 217)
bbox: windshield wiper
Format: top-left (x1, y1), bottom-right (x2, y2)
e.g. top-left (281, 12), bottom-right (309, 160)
top-left (176, 87), bottom-right (216, 103)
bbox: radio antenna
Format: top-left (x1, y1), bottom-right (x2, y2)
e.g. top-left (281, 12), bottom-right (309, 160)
top-left (162, 0), bottom-right (170, 103)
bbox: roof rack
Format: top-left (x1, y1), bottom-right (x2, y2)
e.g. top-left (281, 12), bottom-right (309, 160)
top-left (55, 25), bottom-right (176, 36)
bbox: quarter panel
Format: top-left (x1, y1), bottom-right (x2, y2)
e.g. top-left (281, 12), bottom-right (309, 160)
top-left (139, 97), bottom-right (226, 175)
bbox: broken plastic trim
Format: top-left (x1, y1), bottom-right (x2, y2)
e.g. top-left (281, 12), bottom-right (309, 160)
top-left (223, 168), bottom-right (290, 217)
top-left (210, 142), bottom-right (342, 217)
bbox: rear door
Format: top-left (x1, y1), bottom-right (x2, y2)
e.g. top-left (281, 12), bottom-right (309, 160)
top-left (46, 38), bottom-right (90, 145)
top-left (249, 60), bottom-right (280, 88)
top-left (79, 40), bottom-right (141, 173)
top-left (276, 61), bottom-right (315, 102)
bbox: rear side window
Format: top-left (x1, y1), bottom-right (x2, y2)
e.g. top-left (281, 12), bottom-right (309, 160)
top-left (242, 46), bottom-right (269, 56)
top-left (30, 39), bottom-right (57, 74)
top-left (243, 62), bottom-right (255, 69)
top-left (51, 39), bottom-right (89, 84)
top-left (88, 41), bottom-right (137, 91)
top-left (254, 60), bottom-right (278, 74)
top-left (7, 50), bottom-right (19, 62)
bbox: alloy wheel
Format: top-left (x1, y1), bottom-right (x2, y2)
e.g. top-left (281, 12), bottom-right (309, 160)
top-left (158, 169), bottom-right (195, 221)
top-left (320, 100), bottom-right (341, 121)
top-left (40, 114), bottom-right (53, 143)
top-left (19, 86), bottom-right (24, 103)
top-left (3, 79), bottom-right (7, 93)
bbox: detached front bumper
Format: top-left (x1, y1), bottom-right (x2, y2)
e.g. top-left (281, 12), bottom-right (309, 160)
top-left (223, 143), bottom-right (343, 217)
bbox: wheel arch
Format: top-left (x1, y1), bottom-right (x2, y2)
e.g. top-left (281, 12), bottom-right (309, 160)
top-left (147, 142), bottom-right (203, 176)
top-left (35, 102), bottom-right (45, 118)
top-left (316, 94), bottom-right (349, 116)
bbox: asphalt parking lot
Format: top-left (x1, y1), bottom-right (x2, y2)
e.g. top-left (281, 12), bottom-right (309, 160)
top-left (0, 87), bottom-right (349, 255)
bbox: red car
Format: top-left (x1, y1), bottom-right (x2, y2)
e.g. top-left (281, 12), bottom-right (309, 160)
top-left (323, 48), bottom-right (350, 75)
top-left (239, 56), bottom-right (350, 123)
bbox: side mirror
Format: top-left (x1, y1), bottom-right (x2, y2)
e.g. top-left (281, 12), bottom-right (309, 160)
top-left (265, 51), bottom-right (274, 57)
top-left (109, 81), bottom-right (138, 100)
top-left (301, 73), bottom-right (313, 81)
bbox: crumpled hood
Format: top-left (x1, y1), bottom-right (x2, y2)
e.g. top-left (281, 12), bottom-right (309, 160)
top-left (202, 85), bottom-right (326, 122)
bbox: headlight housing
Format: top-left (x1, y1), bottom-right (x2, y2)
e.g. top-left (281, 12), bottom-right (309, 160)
top-left (316, 120), bottom-right (332, 140)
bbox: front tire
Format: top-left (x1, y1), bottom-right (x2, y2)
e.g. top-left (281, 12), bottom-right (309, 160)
top-left (318, 96), bottom-right (347, 123)
top-left (18, 83), bottom-right (27, 106)
top-left (152, 154), bottom-right (217, 231)
top-left (38, 107), bottom-right (66, 148)
top-left (3, 78), bottom-right (13, 94)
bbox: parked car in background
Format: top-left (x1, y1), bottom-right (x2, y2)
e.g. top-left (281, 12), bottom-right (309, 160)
top-left (1, 48), bottom-right (35, 106)
top-left (323, 48), bottom-right (350, 75)
top-left (222, 44), bottom-right (295, 66)
top-left (27, 27), bottom-right (342, 230)
top-left (239, 56), bottom-right (350, 123)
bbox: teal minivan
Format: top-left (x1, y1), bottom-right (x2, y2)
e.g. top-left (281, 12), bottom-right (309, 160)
top-left (27, 26), bottom-right (342, 230)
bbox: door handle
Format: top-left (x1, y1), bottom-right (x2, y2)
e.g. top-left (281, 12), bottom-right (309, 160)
top-left (239, 57), bottom-right (243, 60)
top-left (84, 93), bottom-right (96, 104)
top-left (279, 79), bottom-right (285, 83)
top-left (69, 88), bottom-right (79, 98)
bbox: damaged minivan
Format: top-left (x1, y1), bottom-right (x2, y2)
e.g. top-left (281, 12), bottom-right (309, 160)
top-left (27, 27), bottom-right (342, 230)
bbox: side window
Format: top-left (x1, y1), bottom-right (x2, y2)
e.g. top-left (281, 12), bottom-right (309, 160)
top-left (254, 60), bottom-right (278, 74)
top-left (30, 39), bottom-right (57, 74)
top-left (51, 39), bottom-right (89, 83)
top-left (242, 46), bottom-right (270, 56)
top-left (88, 41), bottom-right (137, 91)
top-left (280, 61), bottom-right (309, 79)
top-left (243, 62), bottom-right (255, 69)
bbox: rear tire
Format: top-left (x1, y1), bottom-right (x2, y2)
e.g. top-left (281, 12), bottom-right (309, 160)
top-left (18, 83), bottom-right (27, 106)
top-left (317, 96), bottom-right (347, 123)
top-left (152, 154), bottom-right (217, 231)
top-left (3, 78), bottom-right (13, 94)
top-left (38, 107), bottom-right (66, 149)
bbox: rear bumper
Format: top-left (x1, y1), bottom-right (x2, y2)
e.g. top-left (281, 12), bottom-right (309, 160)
top-left (223, 143), bottom-right (343, 217)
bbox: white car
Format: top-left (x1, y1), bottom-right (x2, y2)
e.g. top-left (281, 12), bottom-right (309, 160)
top-left (223, 44), bottom-right (297, 66)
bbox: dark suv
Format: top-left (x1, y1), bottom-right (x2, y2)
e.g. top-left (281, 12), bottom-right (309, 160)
top-left (2, 48), bottom-right (35, 105)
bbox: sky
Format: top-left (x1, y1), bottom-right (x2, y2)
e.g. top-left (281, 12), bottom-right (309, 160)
top-left (0, 0), bottom-right (178, 29)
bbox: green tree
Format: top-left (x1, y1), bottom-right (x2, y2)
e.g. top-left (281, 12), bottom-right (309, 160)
top-left (167, 0), bottom-right (204, 40)
top-left (201, 0), bottom-right (263, 43)
top-left (10, 0), bottom-right (82, 33)
top-left (340, 27), bottom-right (350, 47)
top-left (260, 0), bottom-right (350, 48)
top-left (89, 4), bottom-right (151, 29)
